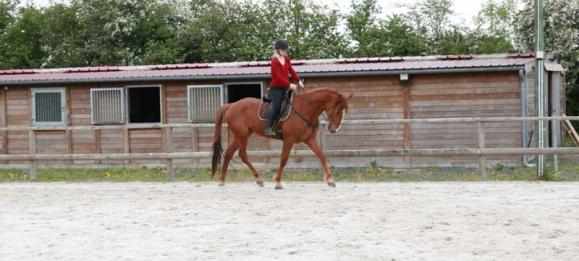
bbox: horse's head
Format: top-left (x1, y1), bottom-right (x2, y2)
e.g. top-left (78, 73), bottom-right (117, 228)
top-left (326, 92), bottom-right (353, 133)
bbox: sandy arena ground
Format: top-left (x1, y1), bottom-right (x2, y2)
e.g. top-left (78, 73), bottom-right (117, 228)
top-left (1, 182), bottom-right (578, 261)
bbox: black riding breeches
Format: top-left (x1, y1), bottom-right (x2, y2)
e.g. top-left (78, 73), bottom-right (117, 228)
top-left (266, 88), bottom-right (287, 128)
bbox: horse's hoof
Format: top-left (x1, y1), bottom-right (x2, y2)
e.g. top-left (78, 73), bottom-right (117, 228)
top-left (256, 180), bottom-right (264, 187)
top-left (327, 182), bottom-right (336, 188)
top-left (274, 184), bottom-right (284, 190)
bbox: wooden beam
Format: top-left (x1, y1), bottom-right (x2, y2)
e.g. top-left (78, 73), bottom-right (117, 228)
top-left (28, 129), bottom-right (37, 181)
top-left (191, 127), bottom-right (199, 166)
top-left (94, 129), bottom-right (101, 164)
top-left (1, 116), bottom-right (578, 131)
top-left (0, 89), bottom-right (6, 127)
top-left (66, 86), bottom-right (72, 126)
top-left (562, 114), bottom-right (579, 146)
top-left (402, 84), bottom-right (412, 165)
top-left (124, 128), bottom-right (130, 164)
top-left (165, 126), bottom-right (174, 181)
top-left (3, 147), bottom-right (579, 162)
top-left (65, 129), bottom-right (73, 165)
top-left (478, 122), bottom-right (487, 181)
top-left (162, 82), bottom-right (169, 125)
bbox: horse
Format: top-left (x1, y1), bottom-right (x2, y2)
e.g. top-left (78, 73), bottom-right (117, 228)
top-left (211, 88), bottom-right (352, 189)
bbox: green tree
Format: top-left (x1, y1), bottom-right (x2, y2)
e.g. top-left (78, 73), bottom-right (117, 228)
top-left (41, 3), bottom-right (85, 67)
top-left (0, 0), bottom-right (17, 35)
top-left (472, 0), bottom-right (517, 53)
top-left (346, 0), bottom-right (382, 57)
top-left (286, 0), bottom-right (348, 59)
top-left (69, 0), bottom-right (182, 66)
top-left (0, 6), bottom-right (44, 68)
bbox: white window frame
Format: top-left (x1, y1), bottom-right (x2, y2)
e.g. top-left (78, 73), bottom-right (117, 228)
top-left (224, 81), bottom-right (264, 103)
top-left (31, 87), bottom-right (66, 127)
top-left (187, 85), bottom-right (224, 122)
top-left (125, 84), bottom-right (163, 124)
top-left (90, 87), bottom-right (125, 125)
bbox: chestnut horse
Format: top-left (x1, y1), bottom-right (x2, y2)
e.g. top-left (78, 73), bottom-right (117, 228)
top-left (211, 88), bottom-right (352, 189)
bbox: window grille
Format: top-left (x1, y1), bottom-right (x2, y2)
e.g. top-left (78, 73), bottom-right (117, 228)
top-left (188, 85), bottom-right (223, 122)
top-left (31, 88), bottom-right (66, 126)
top-left (91, 88), bottom-right (125, 124)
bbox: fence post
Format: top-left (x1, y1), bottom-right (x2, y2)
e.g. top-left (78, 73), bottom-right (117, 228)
top-left (166, 126), bottom-right (175, 181)
top-left (477, 122), bottom-right (486, 181)
top-left (191, 127), bottom-right (199, 167)
top-left (28, 129), bottom-right (37, 182)
top-left (123, 128), bottom-right (130, 164)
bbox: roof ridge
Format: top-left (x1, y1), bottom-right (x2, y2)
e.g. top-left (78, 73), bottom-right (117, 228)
top-left (0, 53), bottom-right (536, 75)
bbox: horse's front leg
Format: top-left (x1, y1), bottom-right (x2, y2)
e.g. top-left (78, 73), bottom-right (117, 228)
top-left (273, 140), bottom-right (294, 190)
top-left (304, 136), bottom-right (335, 187)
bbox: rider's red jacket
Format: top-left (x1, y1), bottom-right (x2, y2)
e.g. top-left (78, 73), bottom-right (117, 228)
top-left (270, 56), bottom-right (300, 89)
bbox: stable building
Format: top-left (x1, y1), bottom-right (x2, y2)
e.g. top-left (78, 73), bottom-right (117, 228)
top-left (0, 53), bottom-right (566, 168)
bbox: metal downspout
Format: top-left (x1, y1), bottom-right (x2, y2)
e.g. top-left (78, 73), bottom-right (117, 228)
top-left (520, 69), bottom-right (535, 167)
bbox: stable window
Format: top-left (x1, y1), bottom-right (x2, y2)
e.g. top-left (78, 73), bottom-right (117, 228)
top-left (188, 85), bottom-right (223, 122)
top-left (225, 82), bottom-right (262, 103)
top-left (31, 88), bottom-right (66, 126)
top-left (127, 86), bottom-right (161, 123)
top-left (91, 88), bottom-right (125, 125)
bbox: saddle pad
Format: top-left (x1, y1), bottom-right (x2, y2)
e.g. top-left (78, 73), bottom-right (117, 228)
top-left (258, 101), bottom-right (292, 122)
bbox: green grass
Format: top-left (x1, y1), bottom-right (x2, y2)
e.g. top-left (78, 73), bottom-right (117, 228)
top-left (1, 160), bottom-right (578, 183)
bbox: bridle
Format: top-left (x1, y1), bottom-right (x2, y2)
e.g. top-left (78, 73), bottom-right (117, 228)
top-left (291, 91), bottom-right (345, 134)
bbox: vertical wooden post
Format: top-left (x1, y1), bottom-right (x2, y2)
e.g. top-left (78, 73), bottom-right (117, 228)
top-left (1, 89), bottom-right (7, 164)
top-left (402, 84), bottom-right (412, 166)
top-left (0, 89), bottom-right (6, 127)
top-left (94, 129), bottom-right (101, 164)
top-left (1, 130), bottom-right (7, 157)
top-left (477, 121), bottom-right (486, 181)
top-left (318, 123), bottom-right (326, 181)
top-left (28, 129), bottom-right (37, 182)
top-left (123, 128), bottom-right (130, 164)
top-left (65, 129), bottom-right (73, 165)
top-left (191, 127), bottom-right (198, 167)
top-left (166, 126), bottom-right (175, 181)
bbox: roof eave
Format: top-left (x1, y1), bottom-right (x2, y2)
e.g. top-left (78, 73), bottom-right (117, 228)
top-left (0, 66), bottom-right (525, 86)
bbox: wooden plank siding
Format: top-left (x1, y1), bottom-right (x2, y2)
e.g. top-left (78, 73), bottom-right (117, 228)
top-left (409, 72), bottom-right (522, 164)
top-left (6, 87), bottom-right (30, 162)
top-left (296, 76), bottom-right (407, 167)
top-left (0, 71), bottom-right (531, 168)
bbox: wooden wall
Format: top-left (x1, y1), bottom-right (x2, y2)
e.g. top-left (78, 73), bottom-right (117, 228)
top-left (408, 72), bottom-right (522, 166)
top-left (0, 71), bottom-right (528, 168)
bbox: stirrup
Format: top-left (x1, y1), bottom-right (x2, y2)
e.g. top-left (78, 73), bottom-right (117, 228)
top-left (265, 127), bottom-right (276, 136)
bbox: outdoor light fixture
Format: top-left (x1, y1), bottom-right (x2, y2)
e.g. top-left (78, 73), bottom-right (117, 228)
top-left (400, 73), bottom-right (409, 85)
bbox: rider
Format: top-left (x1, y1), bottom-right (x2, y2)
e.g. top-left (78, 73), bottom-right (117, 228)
top-left (265, 39), bottom-right (304, 136)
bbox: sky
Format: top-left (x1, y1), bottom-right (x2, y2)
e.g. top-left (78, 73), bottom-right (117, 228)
top-left (25, 0), bottom-right (495, 28)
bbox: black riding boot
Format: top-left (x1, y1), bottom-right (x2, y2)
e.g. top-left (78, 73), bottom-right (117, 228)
top-left (265, 88), bottom-right (285, 136)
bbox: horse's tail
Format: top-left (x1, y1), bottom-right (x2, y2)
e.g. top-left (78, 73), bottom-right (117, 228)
top-left (211, 104), bottom-right (230, 178)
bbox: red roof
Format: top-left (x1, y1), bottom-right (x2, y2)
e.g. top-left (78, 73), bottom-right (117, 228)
top-left (0, 53), bottom-right (535, 85)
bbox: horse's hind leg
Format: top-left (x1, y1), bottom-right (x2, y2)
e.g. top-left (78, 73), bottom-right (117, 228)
top-left (238, 135), bottom-right (264, 187)
top-left (219, 139), bottom-right (239, 186)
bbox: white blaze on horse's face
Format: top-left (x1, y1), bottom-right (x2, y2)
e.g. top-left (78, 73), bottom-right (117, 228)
top-left (336, 110), bottom-right (346, 132)
top-left (329, 107), bottom-right (346, 134)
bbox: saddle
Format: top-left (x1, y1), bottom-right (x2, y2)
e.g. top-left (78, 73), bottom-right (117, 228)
top-left (258, 90), bottom-right (293, 122)
top-left (258, 90), bottom-right (293, 137)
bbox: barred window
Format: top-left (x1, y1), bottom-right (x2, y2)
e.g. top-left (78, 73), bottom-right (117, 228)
top-left (31, 88), bottom-right (66, 126)
top-left (188, 85), bottom-right (223, 122)
top-left (91, 88), bottom-right (125, 125)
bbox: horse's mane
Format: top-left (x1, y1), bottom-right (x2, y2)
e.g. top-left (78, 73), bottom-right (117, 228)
top-left (302, 87), bottom-right (349, 109)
